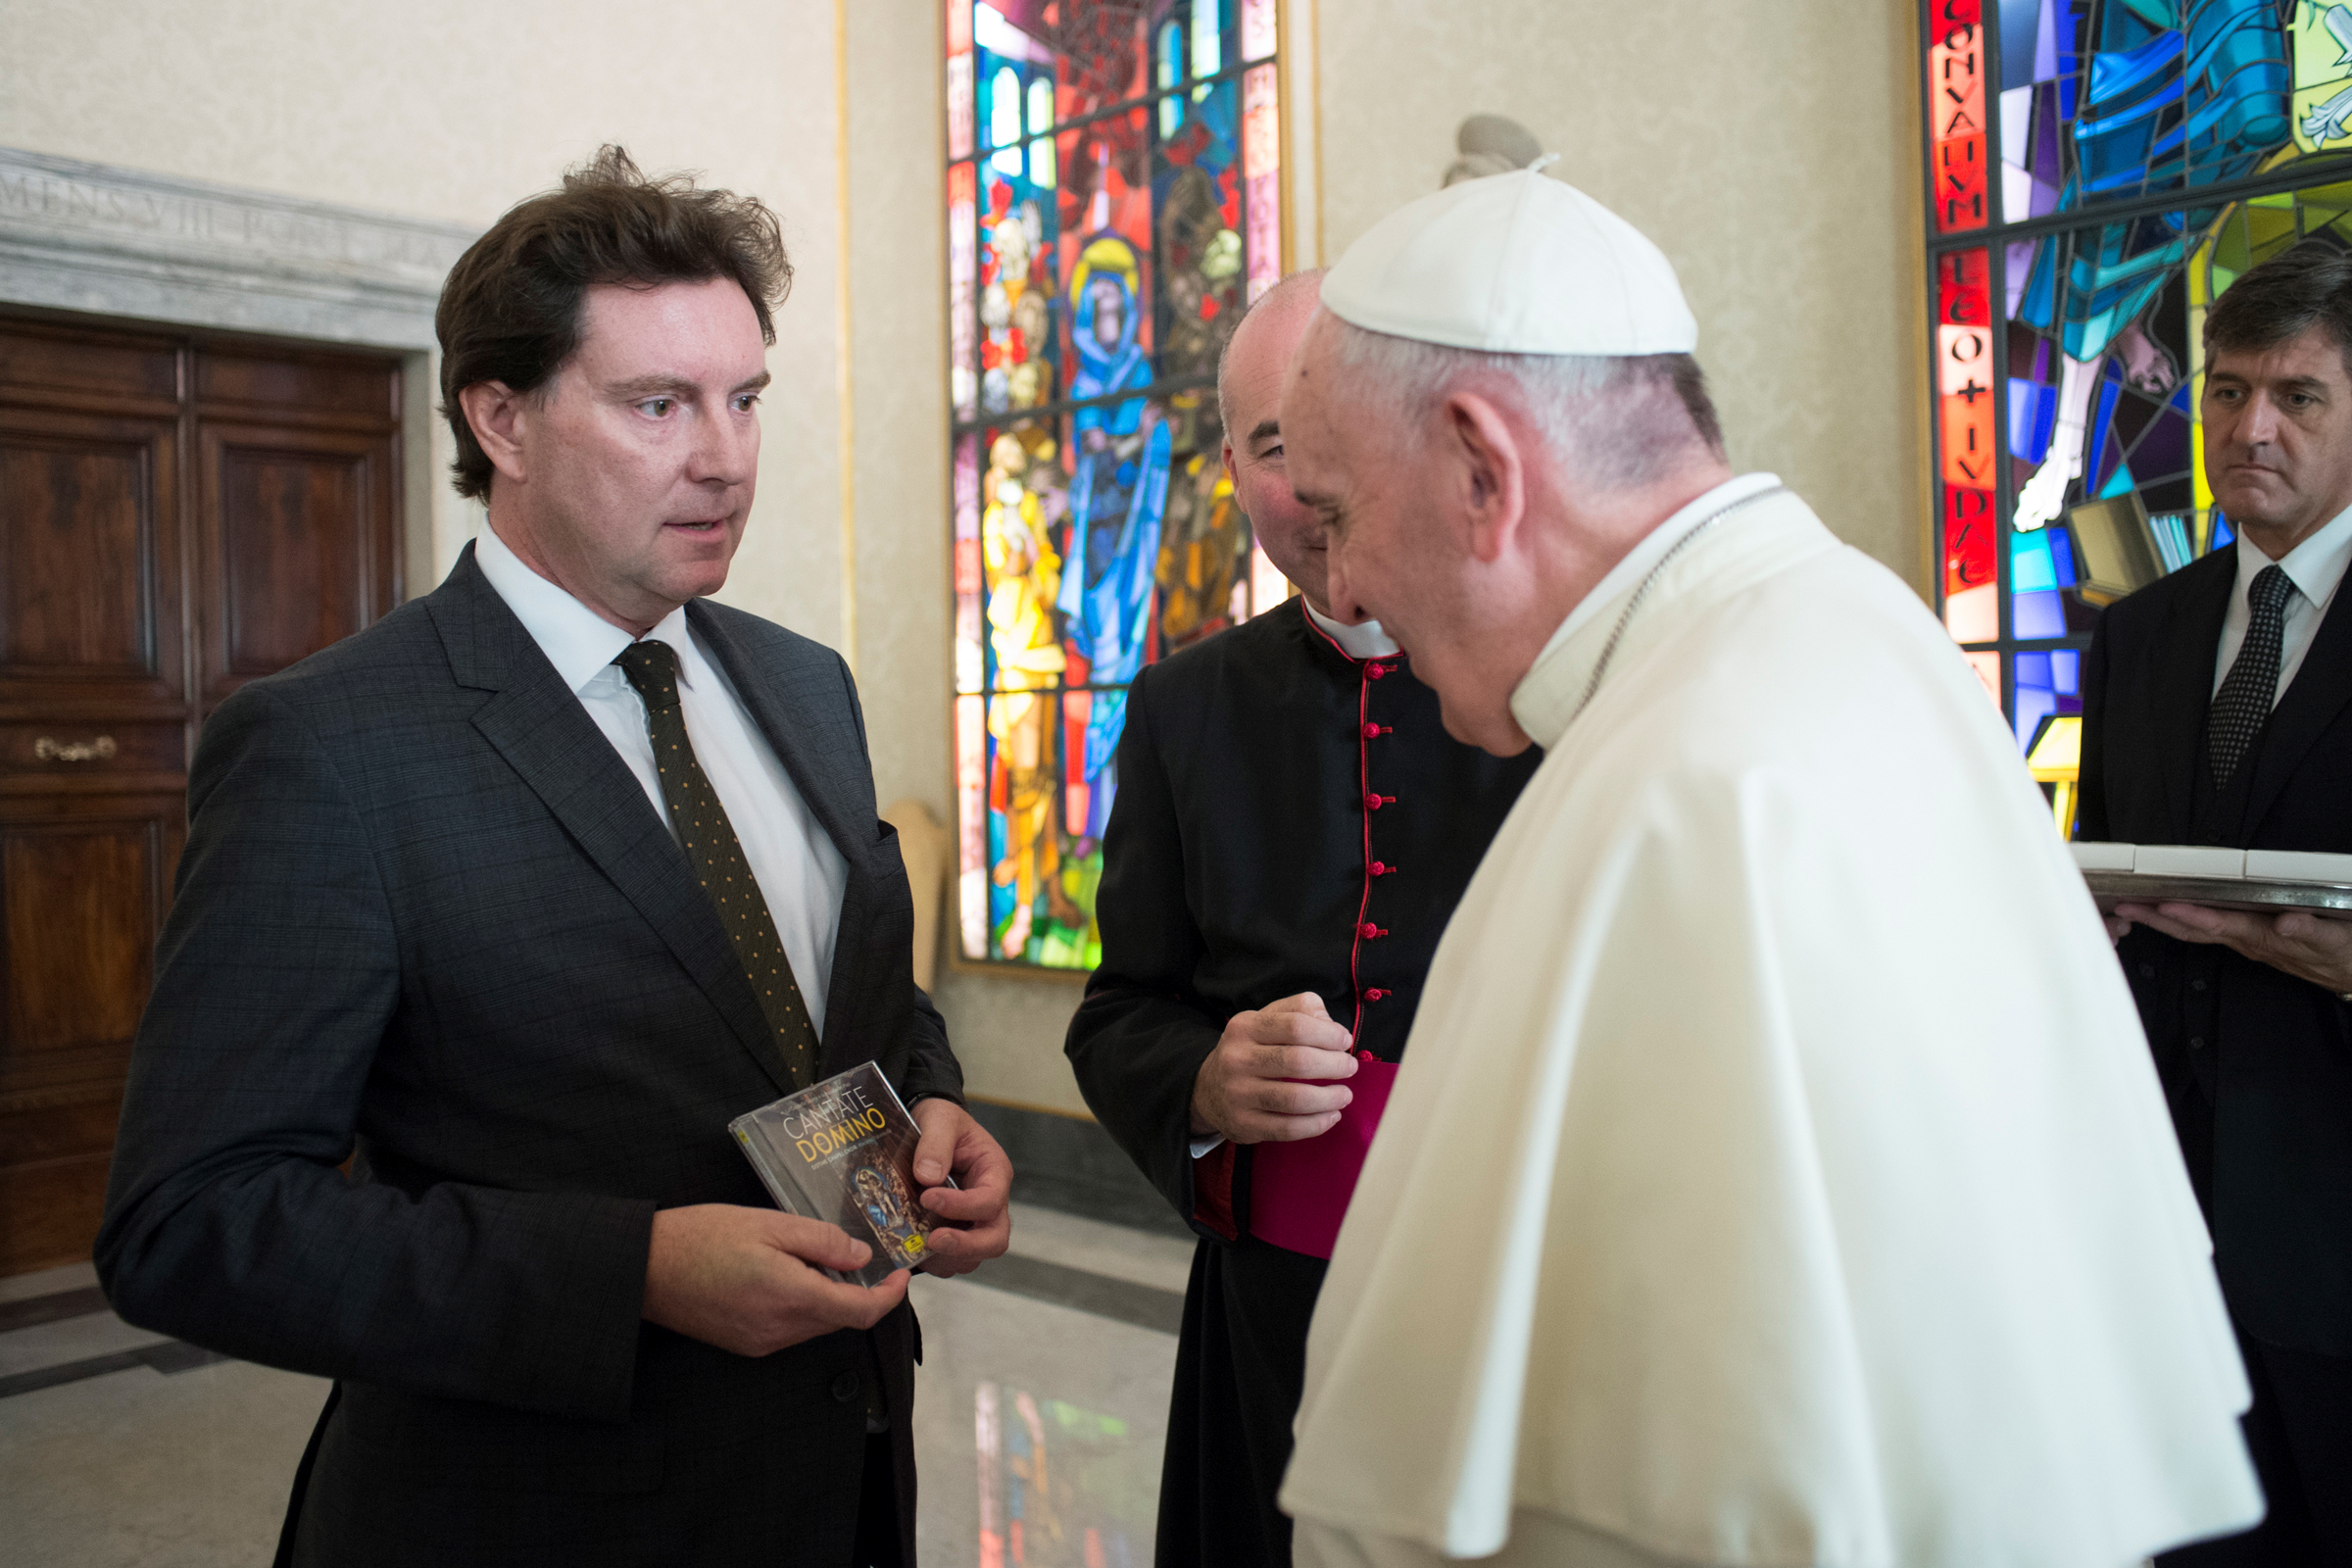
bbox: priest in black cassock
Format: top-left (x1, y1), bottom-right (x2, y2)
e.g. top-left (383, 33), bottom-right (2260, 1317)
top-left (1063, 270), bottom-right (1541, 1568)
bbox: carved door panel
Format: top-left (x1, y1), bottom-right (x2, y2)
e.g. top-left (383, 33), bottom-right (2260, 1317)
top-left (0, 406), bottom-right (183, 713)
top-left (0, 381), bottom-right (189, 1277)
top-left (195, 420), bottom-right (397, 712)
top-left (0, 798), bottom-right (178, 1276)
top-left (0, 313), bottom-right (401, 1275)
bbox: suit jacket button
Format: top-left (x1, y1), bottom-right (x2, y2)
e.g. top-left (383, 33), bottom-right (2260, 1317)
top-left (2189, 1037), bottom-right (2206, 1052)
top-left (833, 1371), bottom-right (860, 1402)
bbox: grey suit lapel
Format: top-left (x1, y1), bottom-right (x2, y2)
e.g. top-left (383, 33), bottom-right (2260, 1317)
top-left (687, 603), bottom-right (883, 1066)
top-left (427, 547), bottom-right (794, 1096)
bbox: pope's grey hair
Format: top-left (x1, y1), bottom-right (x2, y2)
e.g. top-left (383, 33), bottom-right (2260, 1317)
top-left (1321, 317), bottom-right (1724, 491)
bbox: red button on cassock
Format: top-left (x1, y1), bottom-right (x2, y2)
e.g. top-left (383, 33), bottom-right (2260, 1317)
top-left (1367, 663), bottom-right (1389, 680)
top-left (1365, 988), bottom-right (1388, 1001)
top-left (1363, 722), bottom-right (1381, 739)
top-left (1359, 922), bottom-right (1379, 939)
top-left (1365, 793), bottom-right (1382, 810)
top-left (1369, 860), bottom-right (1387, 875)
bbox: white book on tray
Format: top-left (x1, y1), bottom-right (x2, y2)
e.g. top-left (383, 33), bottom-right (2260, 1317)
top-left (2070, 842), bottom-right (2352, 918)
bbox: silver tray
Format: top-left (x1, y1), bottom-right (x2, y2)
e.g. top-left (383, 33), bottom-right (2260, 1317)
top-left (2083, 870), bottom-right (2352, 920)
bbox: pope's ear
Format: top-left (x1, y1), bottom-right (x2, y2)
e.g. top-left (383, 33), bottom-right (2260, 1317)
top-left (458, 381), bottom-right (531, 487)
top-left (1444, 389), bottom-right (1526, 564)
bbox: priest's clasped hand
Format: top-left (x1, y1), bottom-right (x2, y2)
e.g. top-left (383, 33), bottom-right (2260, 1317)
top-left (1190, 992), bottom-right (1358, 1144)
top-left (2114, 901), bottom-right (2352, 996)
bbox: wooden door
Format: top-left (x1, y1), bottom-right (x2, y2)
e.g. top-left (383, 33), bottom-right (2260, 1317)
top-left (0, 314), bottom-right (400, 1275)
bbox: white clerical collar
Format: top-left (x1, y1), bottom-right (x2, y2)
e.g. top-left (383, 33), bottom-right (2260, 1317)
top-left (1302, 599), bottom-right (1401, 660)
top-left (1509, 472), bottom-right (1784, 748)
top-left (2236, 497), bottom-right (2352, 612)
top-left (472, 523), bottom-right (700, 696)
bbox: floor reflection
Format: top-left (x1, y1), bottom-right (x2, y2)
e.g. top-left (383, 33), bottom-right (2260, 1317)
top-left (0, 1203), bottom-right (1194, 1567)
top-left (977, 1381), bottom-right (1145, 1568)
top-left (912, 1203), bottom-right (1191, 1567)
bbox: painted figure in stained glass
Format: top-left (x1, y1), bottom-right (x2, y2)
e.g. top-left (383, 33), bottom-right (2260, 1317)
top-left (2012, 0), bottom-right (2293, 533)
top-left (1159, 165), bottom-right (1246, 380)
top-left (1155, 448), bottom-right (1250, 650)
top-left (983, 432), bottom-right (1069, 957)
top-left (982, 196), bottom-right (1055, 417)
top-left (2296, 4), bottom-right (2352, 144)
top-left (1010, 289), bottom-right (1053, 408)
top-left (1059, 233), bottom-right (1172, 841)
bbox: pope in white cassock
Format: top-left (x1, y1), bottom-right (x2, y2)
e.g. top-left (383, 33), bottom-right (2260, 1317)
top-left (1271, 169), bottom-right (2265, 1568)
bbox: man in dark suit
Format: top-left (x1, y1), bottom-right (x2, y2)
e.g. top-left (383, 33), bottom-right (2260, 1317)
top-left (2082, 242), bottom-right (2352, 1565)
top-left (96, 146), bottom-right (1010, 1568)
top-left (1064, 271), bottom-right (1539, 1568)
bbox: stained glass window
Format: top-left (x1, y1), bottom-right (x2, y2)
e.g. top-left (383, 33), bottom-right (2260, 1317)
top-left (1922, 0), bottom-right (2352, 793)
top-left (947, 1), bottom-right (1288, 969)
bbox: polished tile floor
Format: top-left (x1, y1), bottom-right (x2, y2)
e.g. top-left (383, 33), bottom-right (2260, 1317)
top-left (0, 1203), bottom-right (1195, 1568)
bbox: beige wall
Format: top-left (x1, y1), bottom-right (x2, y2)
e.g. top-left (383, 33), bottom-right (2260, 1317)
top-left (1313, 0), bottom-right (1930, 588)
top-left (2, 0), bottom-right (1932, 1116)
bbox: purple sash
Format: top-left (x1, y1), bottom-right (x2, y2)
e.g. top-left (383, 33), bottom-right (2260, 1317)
top-left (1247, 1052), bottom-right (1399, 1260)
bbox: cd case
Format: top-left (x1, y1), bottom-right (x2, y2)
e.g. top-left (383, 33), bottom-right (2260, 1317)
top-left (728, 1062), bottom-right (952, 1286)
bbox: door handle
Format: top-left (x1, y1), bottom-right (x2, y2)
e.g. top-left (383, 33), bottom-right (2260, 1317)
top-left (33, 736), bottom-right (118, 763)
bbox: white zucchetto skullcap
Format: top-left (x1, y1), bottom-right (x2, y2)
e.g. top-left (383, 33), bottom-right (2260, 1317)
top-left (1322, 165), bottom-right (1697, 356)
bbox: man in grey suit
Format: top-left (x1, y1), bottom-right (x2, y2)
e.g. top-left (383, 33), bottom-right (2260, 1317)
top-left (96, 146), bottom-right (1010, 1567)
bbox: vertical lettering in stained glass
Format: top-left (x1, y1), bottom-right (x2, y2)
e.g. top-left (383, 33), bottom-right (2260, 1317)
top-left (1938, 245), bottom-right (2001, 643)
top-left (1930, 0), bottom-right (1990, 233)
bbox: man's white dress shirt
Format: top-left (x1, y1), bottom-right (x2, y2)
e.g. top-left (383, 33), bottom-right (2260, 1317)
top-left (2212, 500), bottom-right (2352, 706)
top-left (474, 525), bottom-right (849, 1035)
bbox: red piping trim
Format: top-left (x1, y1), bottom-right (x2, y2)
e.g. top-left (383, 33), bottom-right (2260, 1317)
top-left (1348, 668), bottom-right (1372, 1042)
top-left (1301, 604), bottom-right (1380, 1047)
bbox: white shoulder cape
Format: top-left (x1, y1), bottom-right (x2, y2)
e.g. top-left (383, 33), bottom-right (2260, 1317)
top-left (1280, 488), bottom-right (2259, 1568)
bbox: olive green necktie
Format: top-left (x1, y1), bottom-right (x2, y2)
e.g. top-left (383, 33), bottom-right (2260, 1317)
top-left (615, 640), bottom-right (817, 1090)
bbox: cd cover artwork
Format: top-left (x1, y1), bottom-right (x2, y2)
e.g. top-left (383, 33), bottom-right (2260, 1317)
top-left (728, 1061), bottom-right (953, 1286)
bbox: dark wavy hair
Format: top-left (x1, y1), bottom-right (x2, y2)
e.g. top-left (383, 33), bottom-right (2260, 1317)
top-left (2204, 238), bottom-right (2352, 381)
top-left (435, 145), bottom-right (793, 501)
